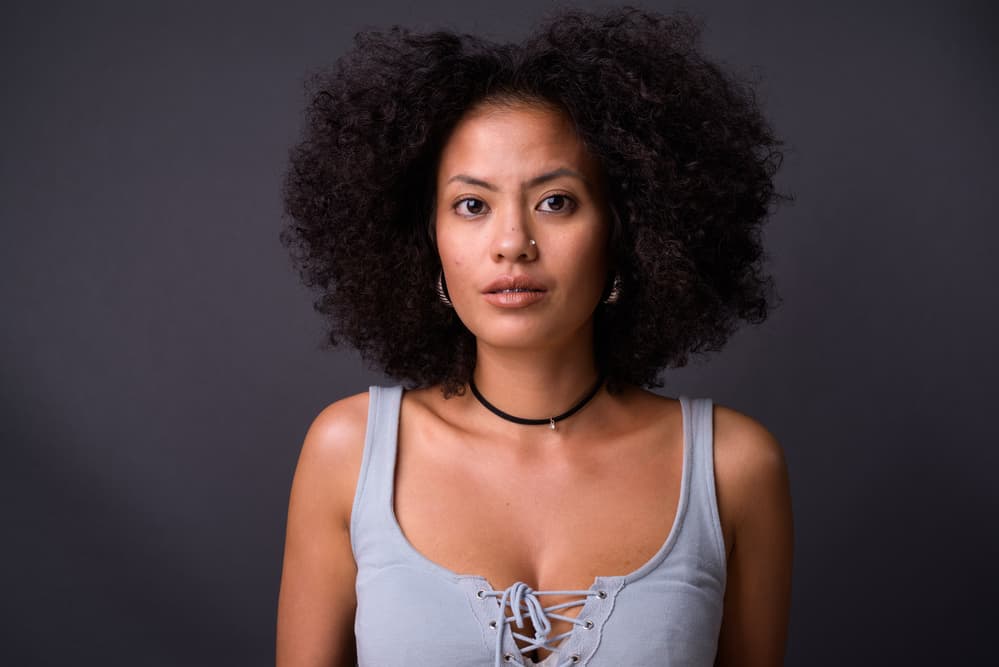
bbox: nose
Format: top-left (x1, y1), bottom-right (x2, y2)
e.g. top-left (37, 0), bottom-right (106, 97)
top-left (490, 207), bottom-right (539, 263)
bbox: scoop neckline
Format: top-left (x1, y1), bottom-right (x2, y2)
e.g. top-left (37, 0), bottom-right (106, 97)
top-left (379, 385), bottom-right (693, 591)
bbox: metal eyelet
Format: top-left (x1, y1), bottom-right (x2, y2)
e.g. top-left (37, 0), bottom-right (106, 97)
top-left (503, 653), bottom-right (514, 662)
top-left (570, 655), bottom-right (581, 663)
top-left (584, 619), bottom-right (594, 629)
top-left (596, 590), bottom-right (607, 599)
top-left (489, 620), bottom-right (497, 629)
top-left (477, 589), bottom-right (486, 599)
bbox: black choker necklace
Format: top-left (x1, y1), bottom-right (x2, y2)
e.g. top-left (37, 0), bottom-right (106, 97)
top-left (468, 373), bottom-right (606, 431)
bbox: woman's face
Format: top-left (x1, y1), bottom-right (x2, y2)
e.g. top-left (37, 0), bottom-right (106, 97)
top-left (434, 101), bottom-right (610, 353)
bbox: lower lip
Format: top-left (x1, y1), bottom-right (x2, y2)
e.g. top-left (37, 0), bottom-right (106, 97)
top-left (482, 290), bottom-right (547, 308)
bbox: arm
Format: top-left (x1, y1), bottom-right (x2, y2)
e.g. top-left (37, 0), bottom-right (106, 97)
top-left (712, 405), bottom-right (794, 667)
top-left (276, 393), bottom-right (369, 667)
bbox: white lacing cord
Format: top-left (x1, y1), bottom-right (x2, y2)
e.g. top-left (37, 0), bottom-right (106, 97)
top-left (480, 581), bottom-right (603, 667)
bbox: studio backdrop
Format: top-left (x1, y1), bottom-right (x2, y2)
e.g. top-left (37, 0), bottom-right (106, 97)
top-left (2, 1), bottom-right (996, 665)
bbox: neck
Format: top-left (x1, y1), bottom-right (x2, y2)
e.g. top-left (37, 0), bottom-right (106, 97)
top-left (470, 334), bottom-right (601, 424)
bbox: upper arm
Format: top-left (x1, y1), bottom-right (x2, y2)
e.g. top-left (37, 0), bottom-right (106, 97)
top-left (712, 404), bottom-right (794, 667)
top-left (276, 392), bottom-right (370, 667)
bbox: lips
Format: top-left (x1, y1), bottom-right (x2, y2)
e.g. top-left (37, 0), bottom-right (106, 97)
top-left (481, 274), bottom-right (548, 309)
top-left (482, 275), bottom-right (547, 294)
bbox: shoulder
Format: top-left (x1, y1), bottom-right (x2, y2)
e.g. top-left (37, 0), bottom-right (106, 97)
top-left (291, 389), bottom-right (373, 529)
top-left (709, 402), bottom-right (792, 552)
top-left (709, 402), bottom-right (794, 663)
top-left (712, 402), bottom-right (787, 488)
top-left (278, 390), bottom-right (375, 664)
top-left (302, 389), bottom-right (371, 457)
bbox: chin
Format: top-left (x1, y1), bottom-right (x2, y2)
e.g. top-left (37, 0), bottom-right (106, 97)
top-left (464, 313), bottom-right (593, 352)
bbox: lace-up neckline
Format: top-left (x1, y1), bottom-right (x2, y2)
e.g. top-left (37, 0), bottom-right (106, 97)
top-left (480, 581), bottom-right (603, 666)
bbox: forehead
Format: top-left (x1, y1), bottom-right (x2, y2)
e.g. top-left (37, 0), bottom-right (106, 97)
top-left (436, 103), bottom-right (601, 184)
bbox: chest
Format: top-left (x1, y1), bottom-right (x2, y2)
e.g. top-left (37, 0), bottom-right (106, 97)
top-left (395, 441), bottom-right (682, 577)
top-left (393, 422), bottom-right (684, 661)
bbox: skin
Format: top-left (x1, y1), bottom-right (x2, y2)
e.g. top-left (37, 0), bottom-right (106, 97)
top-left (276, 101), bottom-right (794, 667)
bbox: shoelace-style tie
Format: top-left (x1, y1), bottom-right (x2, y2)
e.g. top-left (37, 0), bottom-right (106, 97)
top-left (482, 581), bottom-right (602, 667)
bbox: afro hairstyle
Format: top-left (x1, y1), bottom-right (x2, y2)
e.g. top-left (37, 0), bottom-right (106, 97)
top-left (280, 5), bottom-right (788, 397)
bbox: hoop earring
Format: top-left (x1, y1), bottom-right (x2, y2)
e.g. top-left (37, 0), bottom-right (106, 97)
top-left (436, 270), bottom-right (453, 307)
top-left (603, 273), bottom-right (623, 305)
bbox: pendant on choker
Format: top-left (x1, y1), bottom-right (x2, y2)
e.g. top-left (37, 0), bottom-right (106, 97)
top-left (468, 373), bottom-right (606, 431)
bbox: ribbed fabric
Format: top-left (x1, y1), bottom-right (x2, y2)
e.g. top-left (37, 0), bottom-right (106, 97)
top-left (351, 385), bottom-right (726, 666)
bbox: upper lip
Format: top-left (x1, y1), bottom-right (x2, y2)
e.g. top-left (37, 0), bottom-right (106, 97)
top-left (482, 275), bottom-right (548, 293)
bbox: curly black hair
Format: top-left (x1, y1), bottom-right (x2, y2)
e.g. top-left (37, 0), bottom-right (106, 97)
top-left (280, 5), bottom-right (788, 398)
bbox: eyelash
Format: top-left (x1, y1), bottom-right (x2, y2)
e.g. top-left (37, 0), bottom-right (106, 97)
top-left (452, 194), bottom-right (578, 218)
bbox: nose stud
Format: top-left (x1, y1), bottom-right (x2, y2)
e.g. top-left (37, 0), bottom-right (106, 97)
top-left (529, 239), bottom-right (537, 247)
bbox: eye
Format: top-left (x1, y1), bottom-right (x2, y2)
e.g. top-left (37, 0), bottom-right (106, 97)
top-left (538, 194), bottom-right (577, 214)
top-left (453, 197), bottom-right (489, 217)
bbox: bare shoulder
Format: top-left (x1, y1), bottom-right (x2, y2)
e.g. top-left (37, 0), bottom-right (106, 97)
top-left (302, 390), bottom-right (370, 458)
top-left (712, 403), bottom-right (788, 486)
top-left (711, 402), bottom-right (794, 664)
top-left (711, 402), bottom-right (792, 551)
top-left (292, 390), bottom-right (372, 529)
top-left (277, 390), bottom-right (371, 666)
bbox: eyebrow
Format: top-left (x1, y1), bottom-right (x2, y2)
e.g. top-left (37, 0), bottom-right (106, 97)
top-left (445, 167), bottom-right (592, 193)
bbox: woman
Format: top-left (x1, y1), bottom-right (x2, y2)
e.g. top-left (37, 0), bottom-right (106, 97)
top-left (276, 6), bottom-right (792, 666)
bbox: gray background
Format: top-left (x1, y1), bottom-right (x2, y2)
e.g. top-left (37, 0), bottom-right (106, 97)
top-left (2, 1), bottom-right (996, 664)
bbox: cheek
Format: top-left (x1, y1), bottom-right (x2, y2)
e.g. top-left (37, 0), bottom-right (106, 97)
top-left (435, 223), bottom-right (463, 267)
top-left (440, 246), bottom-right (466, 272)
top-left (438, 238), bottom-right (470, 294)
top-left (578, 241), bottom-right (611, 306)
top-left (566, 230), bottom-right (609, 279)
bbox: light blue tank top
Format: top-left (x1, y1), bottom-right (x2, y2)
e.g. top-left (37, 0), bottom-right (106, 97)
top-left (351, 385), bottom-right (727, 666)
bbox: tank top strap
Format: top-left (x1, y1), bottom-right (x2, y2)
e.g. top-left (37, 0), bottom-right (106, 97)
top-left (349, 385), bottom-right (404, 557)
top-left (678, 396), bottom-right (728, 576)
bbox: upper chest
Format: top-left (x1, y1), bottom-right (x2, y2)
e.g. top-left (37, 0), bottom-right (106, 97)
top-left (392, 396), bottom-right (686, 592)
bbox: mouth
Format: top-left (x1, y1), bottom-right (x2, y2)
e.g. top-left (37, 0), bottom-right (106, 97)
top-left (482, 275), bottom-right (548, 294)
top-left (482, 284), bottom-right (548, 308)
